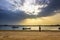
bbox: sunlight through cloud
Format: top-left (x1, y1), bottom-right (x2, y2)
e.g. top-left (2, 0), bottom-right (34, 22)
top-left (6, 0), bottom-right (50, 15)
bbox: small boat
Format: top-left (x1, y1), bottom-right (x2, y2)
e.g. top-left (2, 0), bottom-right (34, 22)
top-left (12, 26), bottom-right (19, 28)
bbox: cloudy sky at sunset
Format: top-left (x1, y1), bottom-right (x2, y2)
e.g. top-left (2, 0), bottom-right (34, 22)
top-left (0, 0), bottom-right (60, 25)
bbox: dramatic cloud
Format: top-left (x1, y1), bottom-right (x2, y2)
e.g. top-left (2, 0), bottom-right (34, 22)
top-left (38, 0), bottom-right (60, 17)
top-left (0, 9), bottom-right (27, 24)
top-left (0, 0), bottom-right (60, 24)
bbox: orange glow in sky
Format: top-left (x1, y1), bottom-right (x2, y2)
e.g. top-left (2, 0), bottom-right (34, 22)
top-left (18, 13), bottom-right (60, 25)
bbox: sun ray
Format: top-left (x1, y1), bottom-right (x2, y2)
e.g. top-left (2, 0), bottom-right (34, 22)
top-left (6, 0), bottom-right (50, 15)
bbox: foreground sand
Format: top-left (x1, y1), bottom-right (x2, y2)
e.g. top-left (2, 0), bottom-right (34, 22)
top-left (0, 31), bottom-right (60, 40)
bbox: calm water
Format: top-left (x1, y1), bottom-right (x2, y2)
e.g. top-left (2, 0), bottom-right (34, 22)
top-left (0, 26), bottom-right (60, 30)
top-left (0, 26), bottom-right (25, 30)
top-left (0, 25), bottom-right (39, 30)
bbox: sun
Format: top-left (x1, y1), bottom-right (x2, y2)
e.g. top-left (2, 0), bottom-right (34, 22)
top-left (20, 4), bottom-right (41, 15)
top-left (7, 0), bottom-right (50, 15)
top-left (19, 0), bottom-right (50, 15)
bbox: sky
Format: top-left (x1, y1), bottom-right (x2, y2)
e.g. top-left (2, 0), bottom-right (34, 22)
top-left (0, 0), bottom-right (60, 25)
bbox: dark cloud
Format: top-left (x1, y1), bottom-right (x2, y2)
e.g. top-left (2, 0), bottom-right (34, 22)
top-left (0, 9), bottom-right (27, 24)
top-left (38, 0), bottom-right (60, 17)
top-left (23, 0), bottom-right (60, 18)
top-left (0, 0), bottom-right (60, 24)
